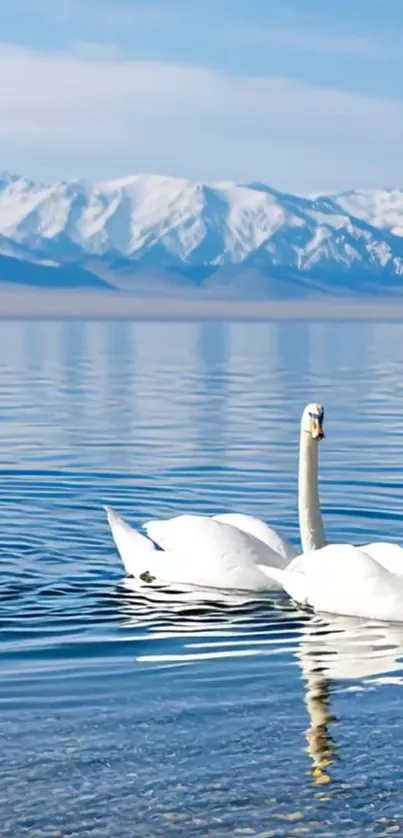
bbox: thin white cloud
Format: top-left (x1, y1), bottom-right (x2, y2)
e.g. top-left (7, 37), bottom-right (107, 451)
top-left (241, 25), bottom-right (382, 58)
top-left (70, 41), bottom-right (121, 61)
top-left (0, 43), bottom-right (402, 191)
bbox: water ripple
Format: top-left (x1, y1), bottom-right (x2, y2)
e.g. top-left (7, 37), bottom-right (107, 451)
top-left (2, 320), bottom-right (403, 836)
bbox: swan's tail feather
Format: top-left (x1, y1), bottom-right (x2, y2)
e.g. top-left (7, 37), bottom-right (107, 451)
top-left (104, 506), bottom-right (157, 577)
top-left (257, 563), bottom-right (287, 589)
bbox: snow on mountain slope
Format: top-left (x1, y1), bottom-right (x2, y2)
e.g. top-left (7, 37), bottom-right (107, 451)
top-left (0, 173), bottom-right (287, 263)
top-left (0, 171), bottom-right (403, 294)
top-left (329, 189), bottom-right (403, 238)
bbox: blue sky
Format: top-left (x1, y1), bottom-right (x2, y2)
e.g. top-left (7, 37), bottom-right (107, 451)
top-left (1, 0), bottom-right (402, 191)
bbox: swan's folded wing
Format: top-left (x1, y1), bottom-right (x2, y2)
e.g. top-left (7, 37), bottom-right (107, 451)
top-left (212, 512), bottom-right (297, 561)
top-left (144, 514), bottom-right (282, 566)
top-left (143, 515), bottom-right (191, 552)
top-left (143, 514), bottom-right (286, 589)
top-left (361, 542), bottom-right (403, 575)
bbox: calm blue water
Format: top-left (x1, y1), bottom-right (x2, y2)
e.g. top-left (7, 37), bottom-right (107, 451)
top-left (2, 319), bottom-right (403, 837)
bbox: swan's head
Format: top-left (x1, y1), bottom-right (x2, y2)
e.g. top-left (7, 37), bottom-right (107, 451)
top-left (302, 403), bottom-right (325, 440)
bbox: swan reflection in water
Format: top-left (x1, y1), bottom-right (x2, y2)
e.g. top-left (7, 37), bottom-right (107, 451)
top-left (116, 581), bottom-right (403, 786)
top-left (297, 614), bottom-right (403, 785)
top-left (118, 577), bottom-right (291, 635)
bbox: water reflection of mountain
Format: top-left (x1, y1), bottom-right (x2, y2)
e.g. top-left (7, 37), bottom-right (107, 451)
top-left (5, 318), bottom-right (403, 479)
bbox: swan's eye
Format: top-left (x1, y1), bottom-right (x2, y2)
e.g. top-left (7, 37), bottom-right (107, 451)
top-left (309, 410), bottom-right (324, 421)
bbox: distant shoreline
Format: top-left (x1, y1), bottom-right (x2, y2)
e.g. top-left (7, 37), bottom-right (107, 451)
top-left (1, 289), bottom-right (403, 320)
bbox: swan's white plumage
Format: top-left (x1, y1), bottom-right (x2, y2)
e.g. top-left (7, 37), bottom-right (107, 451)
top-left (106, 507), bottom-right (289, 591)
top-left (211, 513), bottom-right (298, 560)
top-left (249, 402), bottom-right (403, 622)
top-left (360, 541), bottom-right (403, 575)
top-left (258, 542), bottom-right (403, 622)
top-left (105, 507), bottom-right (155, 561)
top-left (144, 512), bottom-right (296, 565)
top-left (105, 401), bottom-right (325, 593)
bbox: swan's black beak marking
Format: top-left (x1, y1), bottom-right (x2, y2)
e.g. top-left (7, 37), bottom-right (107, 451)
top-left (309, 409), bottom-right (325, 440)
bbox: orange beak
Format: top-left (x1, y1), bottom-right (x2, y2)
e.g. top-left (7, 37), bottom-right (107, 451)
top-left (312, 417), bottom-right (325, 439)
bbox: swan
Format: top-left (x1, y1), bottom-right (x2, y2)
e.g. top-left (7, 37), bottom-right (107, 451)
top-left (257, 416), bottom-right (403, 621)
top-left (104, 402), bottom-right (326, 592)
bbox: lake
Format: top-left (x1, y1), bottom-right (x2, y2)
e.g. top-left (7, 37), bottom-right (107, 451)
top-left (1, 319), bottom-right (403, 837)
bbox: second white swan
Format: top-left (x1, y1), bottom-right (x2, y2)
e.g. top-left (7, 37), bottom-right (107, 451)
top-left (258, 414), bottom-right (403, 621)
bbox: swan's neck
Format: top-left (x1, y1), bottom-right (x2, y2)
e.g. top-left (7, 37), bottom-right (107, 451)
top-left (298, 430), bottom-right (326, 553)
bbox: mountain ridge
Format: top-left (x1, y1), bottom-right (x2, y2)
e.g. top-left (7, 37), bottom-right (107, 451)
top-left (1, 171), bottom-right (403, 297)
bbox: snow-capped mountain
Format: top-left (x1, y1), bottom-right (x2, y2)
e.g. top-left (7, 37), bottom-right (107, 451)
top-left (329, 189), bottom-right (403, 239)
top-left (0, 171), bottom-right (403, 296)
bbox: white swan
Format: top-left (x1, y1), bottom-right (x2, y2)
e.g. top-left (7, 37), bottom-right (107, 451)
top-left (104, 402), bottom-right (326, 592)
top-left (257, 416), bottom-right (403, 621)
